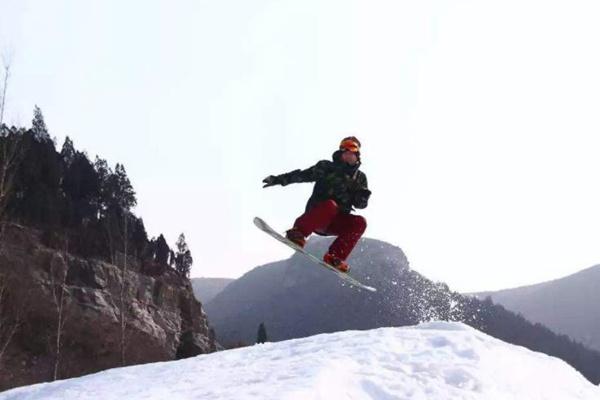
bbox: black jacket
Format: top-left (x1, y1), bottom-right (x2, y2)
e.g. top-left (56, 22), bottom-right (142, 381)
top-left (275, 150), bottom-right (371, 214)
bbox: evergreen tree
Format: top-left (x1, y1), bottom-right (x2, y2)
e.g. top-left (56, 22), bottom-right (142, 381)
top-left (94, 160), bottom-right (136, 216)
top-left (155, 234), bottom-right (170, 266)
top-left (31, 105), bottom-right (50, 142)
top-left (11, 129), bottom-right (61, 227)
top-left (61, 150), bottom-right (101, 227)
top-left (168, 250), bottom-right (175, 268)
top-left (174, 233), bottom-right (193, 277)
top-left (129, 217), bottom-right (147, 259)
top-left (93, 156), bottom-right (111, 218)
top-left (113, 163), bottom-right (136, 211)
top-left (143, 237), bottom-right (157, 263)
top-left (102, 163), bottom-right (136, 213)
top-left (60, 136), bottom-right (76, 166)
top-left (256, 322), bottom-right (268, 344)
top-left (94, 161), bottom-right (137, 262)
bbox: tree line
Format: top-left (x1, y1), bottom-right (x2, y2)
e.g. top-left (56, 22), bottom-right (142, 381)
top-left (0, 106), bottom-right (193, 278)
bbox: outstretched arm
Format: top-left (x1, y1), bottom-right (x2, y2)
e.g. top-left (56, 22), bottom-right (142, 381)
top-left (262, 161), bottom-right (330, 188)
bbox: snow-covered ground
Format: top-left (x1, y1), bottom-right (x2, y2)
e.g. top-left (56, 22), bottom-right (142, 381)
top-left (2, 322), bottom-right (599, 400)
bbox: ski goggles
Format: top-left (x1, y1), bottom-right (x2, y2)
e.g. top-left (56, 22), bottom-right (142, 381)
top-left (339, 139), bottom-right (360, 153)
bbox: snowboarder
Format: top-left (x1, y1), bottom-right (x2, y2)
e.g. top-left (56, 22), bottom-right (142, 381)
top-left (262, 136), bottom-right (371, 273)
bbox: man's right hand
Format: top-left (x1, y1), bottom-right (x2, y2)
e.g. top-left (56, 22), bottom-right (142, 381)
top-left (262, 175), bottom-right (280, 188)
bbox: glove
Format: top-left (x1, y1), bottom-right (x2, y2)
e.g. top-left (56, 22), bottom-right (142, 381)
top-left (262, 175), bottom-right (281, 188)
top-left (353, 188), bottom-right (371, 209)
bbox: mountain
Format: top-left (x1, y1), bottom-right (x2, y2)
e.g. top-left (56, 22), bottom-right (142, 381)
top-left (191, 278), bottom-right (234, 305)
top-left (205, 236), bottom-right (600, 384)
top-left (470, 264), bottom-right (600, 352)
top-left (205, 236), bottom-right (412, 344)
top-left (1, 321), bottom-right (598, 399)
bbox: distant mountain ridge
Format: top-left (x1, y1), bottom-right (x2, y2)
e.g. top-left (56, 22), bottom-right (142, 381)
top-left (470, 264), bottom-right (600, 352)
top-left (205, 236), bottom-right (600, 384)
top-left (191, 278), bottom-right (235, 305)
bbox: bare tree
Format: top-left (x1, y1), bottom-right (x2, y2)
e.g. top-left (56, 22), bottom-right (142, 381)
top-left (0, 57), bottom-right (24, 245)
top-left (104, 216), bottom-right (115, 265)
top-left (49, 238), bottom-right (70, 381)
top-left (117, 214), bottom-right (137, 366)
top-left (0, 274), bottom-right (21, 365)
top-left (0, 59), bottom-right (9, 126)
top-left (119, 214), bottom-right (128, 365)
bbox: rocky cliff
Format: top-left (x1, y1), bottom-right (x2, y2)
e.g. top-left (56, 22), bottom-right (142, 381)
top-left (0, 223), bottom-right (216, 391)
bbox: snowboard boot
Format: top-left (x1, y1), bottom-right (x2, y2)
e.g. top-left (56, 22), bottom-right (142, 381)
top-left (323, 253), bottom-right (350, 273)
top-left (285, 227), bottom-right (306, 248)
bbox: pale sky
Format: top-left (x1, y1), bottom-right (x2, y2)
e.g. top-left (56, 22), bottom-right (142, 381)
top-left (2, 0), bottom-right (600, 292)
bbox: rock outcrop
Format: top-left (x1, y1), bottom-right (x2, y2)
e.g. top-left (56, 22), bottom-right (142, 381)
top-left (0, 223), bottom-right (216, 391)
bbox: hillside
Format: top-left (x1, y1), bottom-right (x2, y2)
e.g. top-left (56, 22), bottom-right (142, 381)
top-left (191, 278), bottom-right (234, 305)
top-left (471, 265), bottom-right (600, 351)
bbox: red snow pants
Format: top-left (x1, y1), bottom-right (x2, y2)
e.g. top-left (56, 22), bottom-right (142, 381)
top-left (293, 199), bottom-right (367, 261)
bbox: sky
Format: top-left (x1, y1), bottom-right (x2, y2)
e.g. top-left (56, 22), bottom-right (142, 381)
top-left (1, 0), bottom-right (600, 292)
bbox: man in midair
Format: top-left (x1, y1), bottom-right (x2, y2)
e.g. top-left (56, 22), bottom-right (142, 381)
top-left (262, 136), bottom-right (371, 272)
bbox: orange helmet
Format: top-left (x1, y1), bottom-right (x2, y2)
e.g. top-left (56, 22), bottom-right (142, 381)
top-left (339, 136), bottom-right (361, 153)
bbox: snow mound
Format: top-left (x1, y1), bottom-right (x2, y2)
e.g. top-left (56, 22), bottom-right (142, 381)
top-left (2, 322), bottom-right (598, 399)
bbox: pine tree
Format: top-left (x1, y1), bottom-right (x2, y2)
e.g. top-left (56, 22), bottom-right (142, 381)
top-left (60, 137), bottom-right (76, 166)
top-left (31, 105), bottom-right (50, 142)
top-left (61, 147), bottom-right (101, 227)
top-left (114, 163), bottom-right (136, 211)
top-left (95, 161), bottom-right (136, 215)
top-left (174, 233), bottom-right (193, 277)
top-left (93, 156), bottom-right (111, 218)
top-left (131, 217), bottom-right (148, 258)
top-left (168, 250), bottom-right (175, 268)
top-left (155, 234), bottom-right (170, 266)
top-left (256, 322), bottom-right (268, 344)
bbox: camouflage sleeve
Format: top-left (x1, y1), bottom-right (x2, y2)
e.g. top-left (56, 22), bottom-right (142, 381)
top-left (352, 172), bottom-right (371, 209)
top-left (277, 160), bottom-right (330, 186)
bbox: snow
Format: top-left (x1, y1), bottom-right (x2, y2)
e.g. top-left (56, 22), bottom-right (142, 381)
top-left (2, 322), bottom-right (599, 400)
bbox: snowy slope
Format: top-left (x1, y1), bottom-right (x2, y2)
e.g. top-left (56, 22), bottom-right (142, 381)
top-left (1, 322), bottom-right (598, 400)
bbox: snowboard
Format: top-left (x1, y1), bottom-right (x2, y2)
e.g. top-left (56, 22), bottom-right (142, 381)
top-left (253, 217), bottom-right (377, 292)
